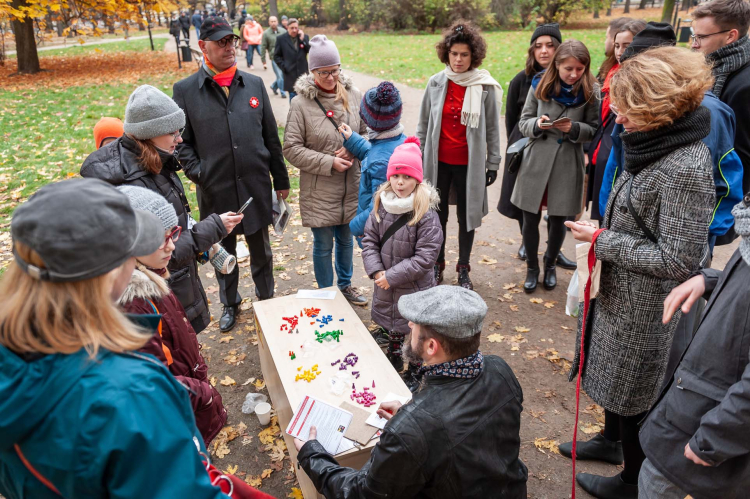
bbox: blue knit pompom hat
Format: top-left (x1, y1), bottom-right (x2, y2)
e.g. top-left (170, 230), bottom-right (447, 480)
top-left (359, 81), bottom-right (402, 132)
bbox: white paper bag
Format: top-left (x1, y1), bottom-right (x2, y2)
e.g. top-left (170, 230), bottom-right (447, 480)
top-left (566, 270), bottom-right (580, 317)
top-left (575, 242), bottom-right (601, 300)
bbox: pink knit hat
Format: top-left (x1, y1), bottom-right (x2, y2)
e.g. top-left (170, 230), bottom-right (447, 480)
top-left (387, 137), bottom-right (423, 183)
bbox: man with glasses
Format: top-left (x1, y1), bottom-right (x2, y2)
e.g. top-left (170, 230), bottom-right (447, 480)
top-left (692, 0), bottom-right (750, 194)
top-left (273, 18), bottom-right (310, 101)
top-left (173, 16), bottom-right (290, 332)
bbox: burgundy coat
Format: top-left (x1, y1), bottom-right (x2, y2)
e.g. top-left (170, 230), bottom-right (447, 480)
top-left (361, 186), bottom-right (443, 334)
top-left (120, 268), bottom-right (227, 444)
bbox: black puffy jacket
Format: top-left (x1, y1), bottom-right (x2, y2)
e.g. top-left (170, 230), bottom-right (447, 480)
top-left (81, 135), bottom-right (226, 333)
top-left (297, 354), bottom-right (528, 499)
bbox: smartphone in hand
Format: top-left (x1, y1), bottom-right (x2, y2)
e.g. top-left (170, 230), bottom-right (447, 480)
top-left (237, 197), bottom-right (253, 215)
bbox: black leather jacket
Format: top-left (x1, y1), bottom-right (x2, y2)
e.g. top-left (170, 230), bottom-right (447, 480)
top-left (297, 354), bottom-right (528, 499)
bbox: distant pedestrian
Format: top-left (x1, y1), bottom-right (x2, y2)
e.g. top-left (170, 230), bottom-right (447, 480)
top-left (179, 11), bottom-right (191, 40)
top-left (173, 17), bottom-right (289, 333)
top-left (169, 14), bottom-right (181, 45)
top-left (237, 9), bottom-right (247, 31)
top-left (511, 40), bottom-right (598, 294)
top-left (281, 15), bottom-right (289, 30)
top-left (261, 16), bottom-right (287, 97)
top-left (191, 9), bottom-right (202, 39)
top-left (597, 17), bottom-right (632, 81)
top-left (93, 116), bottom-right (123, 149)
top-left (243, 16), bottom-right (264, 70)
top-left (416, 21), bottom-right (502, 291)
top-left (273, 18), bottom-right (309, 101)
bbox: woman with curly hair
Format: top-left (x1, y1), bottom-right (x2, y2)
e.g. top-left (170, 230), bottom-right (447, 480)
top-left (560, 47), bottom-right (716, 499)
top-left (416, 21), bottom-right (502, 291)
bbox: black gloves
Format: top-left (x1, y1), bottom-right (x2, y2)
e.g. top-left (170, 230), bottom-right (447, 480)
top-left (486, 170), bottom-right (498, 186)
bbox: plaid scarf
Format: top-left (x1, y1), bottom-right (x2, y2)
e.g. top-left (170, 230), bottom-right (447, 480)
top-left (420, 351), bottom-right (483, 379)
top-left (203, 56), bottom-right (237, 97)
top-left (709, 35), bottom-right (750, 98)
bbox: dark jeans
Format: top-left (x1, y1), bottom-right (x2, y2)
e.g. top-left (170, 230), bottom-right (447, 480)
top-left (436, 161), bottom-right (474, 266)
top-left (181, 27), bottom-right (190, 40)
top-left (288, 91), bottom-right (297, 102)
top-left (521, 210), bottom-right (567, 268)
top-left (245, 45), bottom-right (261, 67)
top-left (217, 228), bottom-right (274, 306)
top-left (603, 409), bottom-right (648, 484)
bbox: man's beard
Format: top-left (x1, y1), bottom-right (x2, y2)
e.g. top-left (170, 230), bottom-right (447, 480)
top-left (401, 333), bottom-right (424, 365)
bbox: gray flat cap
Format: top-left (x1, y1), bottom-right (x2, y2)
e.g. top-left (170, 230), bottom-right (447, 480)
top-left (398, 286), bottom-right (488, 339)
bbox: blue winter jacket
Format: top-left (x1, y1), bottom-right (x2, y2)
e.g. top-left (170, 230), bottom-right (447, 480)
top-left (599, 93), bottom-right (743, 238)
top-left (0, 345), bottom-right (228, 499)
top-left (345, 131), bottom-right (406, 243)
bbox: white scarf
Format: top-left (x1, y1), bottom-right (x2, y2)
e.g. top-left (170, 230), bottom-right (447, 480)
top-left (380, 190), bottom-right (414, 215)
top-left (443, 67), bottom-right (503, 128)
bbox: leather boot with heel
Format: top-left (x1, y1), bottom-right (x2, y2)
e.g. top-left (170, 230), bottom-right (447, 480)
top-left (524, 263), bottom-right (540, 294)
top-left (558, 432), bottom-right (623, 465)
top-left (543, 256), bottom-right (557, 290)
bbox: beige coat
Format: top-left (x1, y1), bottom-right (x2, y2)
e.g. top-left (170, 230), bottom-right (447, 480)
top-left (283, 73), bottom-right (366, 228)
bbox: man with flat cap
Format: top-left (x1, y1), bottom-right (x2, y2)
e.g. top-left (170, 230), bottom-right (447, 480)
top-left (293, 286), bottom-right (528, 498)
top-left (173, 16), bottom-right (290, 332)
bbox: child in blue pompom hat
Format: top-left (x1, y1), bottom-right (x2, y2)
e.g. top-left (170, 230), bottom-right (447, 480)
top-left (338, 81), bottom-right (406, 246)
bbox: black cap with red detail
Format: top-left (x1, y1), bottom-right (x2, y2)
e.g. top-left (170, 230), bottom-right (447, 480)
top-left (200, 16), bottom-right (239, 41)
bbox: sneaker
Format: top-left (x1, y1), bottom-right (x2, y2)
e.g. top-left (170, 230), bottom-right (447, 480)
top-left (341, 286), bottom-right (368, 306)
top-left (456, 264), bottom-right (473, 290)
top-left (280, 93), bottom-right (287, 98)
top-left (249, 65), bottom-right (255, 70)
top-left (371, 327), bottom-right (390, 347)
top-left (271, 86), bottom-right (278, 95)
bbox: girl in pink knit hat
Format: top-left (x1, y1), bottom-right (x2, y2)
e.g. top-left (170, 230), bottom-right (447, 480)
top-left (361, 137), bottom-right (444, 391)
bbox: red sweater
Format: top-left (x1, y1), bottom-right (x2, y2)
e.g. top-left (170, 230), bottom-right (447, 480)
top-left (438, 81), bottom-right (469, 166)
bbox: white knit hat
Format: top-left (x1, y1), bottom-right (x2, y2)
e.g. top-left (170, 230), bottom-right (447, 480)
top-left (117, 186), bottom-right (179, 231)
top-left (124, 85), bottom-right (186, 140)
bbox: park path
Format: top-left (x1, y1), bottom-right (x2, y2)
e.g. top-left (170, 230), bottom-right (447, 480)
top-left (7, 33), bottom-right (170, 56)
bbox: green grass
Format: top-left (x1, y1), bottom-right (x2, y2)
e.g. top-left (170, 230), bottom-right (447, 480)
top-left (333, 29), bottom-right (607, 90)
top-left (9, 37), bottom-right (168, 59)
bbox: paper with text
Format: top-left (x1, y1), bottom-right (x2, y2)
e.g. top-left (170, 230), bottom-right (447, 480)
top-left (286, 396), bottom-right (353, 454)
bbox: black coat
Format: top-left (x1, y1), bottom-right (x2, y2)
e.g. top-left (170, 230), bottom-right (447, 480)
top-left (720, 61), bottom-right (750, 193)
top-left (80, 136), bottom-right (227, 333)
top-left (497, 69), bottom-right (532, 221)
top-left (640, 249), bottom-right (750, 499)
top-left (585, 103), bottom-right (616, 221)
top-left (298, 355), bottom-right (528, 499)
top-left (273, 32), bottom-right (310, 93)
top-left (173, 68), bottom-right (289, 236)
top-left (179, 14), bottom-right (191, 29)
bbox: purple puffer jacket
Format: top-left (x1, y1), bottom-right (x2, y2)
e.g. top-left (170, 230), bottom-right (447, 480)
top-left (361, 186), bottom-right (443, 334)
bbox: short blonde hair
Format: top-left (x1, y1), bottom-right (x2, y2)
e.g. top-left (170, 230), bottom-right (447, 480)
top-left (0, 242), bottom-right (150, 357)
top-left (610, 47), bottom-right (714, 132)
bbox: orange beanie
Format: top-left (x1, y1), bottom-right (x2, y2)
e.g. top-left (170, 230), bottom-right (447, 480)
top-left (93, 117), bottom-right (124, 149)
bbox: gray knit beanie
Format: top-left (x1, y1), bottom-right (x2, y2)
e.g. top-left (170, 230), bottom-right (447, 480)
top-left (124, 85), bottom-right (186, 140)
top-left (308, 35), bottom-right (341, 71)
top-left (117, 185), bottom-right (178, 231)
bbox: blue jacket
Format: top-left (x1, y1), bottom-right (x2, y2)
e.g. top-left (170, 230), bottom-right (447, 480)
top-left (599, 93), bottom-right (744, 238)
top-left (192, 13), bottom-right (203, 28)
top-left (345, 131), bottom-right (406, 241)
top-left (0, 345), bottom-right (228, 499)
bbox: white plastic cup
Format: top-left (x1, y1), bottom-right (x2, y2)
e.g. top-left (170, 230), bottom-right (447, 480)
top-left (255, 402), bottom-right (272, 425)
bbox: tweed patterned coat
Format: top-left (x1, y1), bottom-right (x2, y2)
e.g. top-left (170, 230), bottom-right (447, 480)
top-left (569, 141), bottom-right (715, 416)
top-left (361, 185), bottom-right (443, 335)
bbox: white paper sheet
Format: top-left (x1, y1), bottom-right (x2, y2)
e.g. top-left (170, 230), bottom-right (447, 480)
top-left (296, 289), bottom-right (337, 300)
top-left (365, 392), bottom-right (412, 430)
top-left (286, 396), bottom-right (353, 455)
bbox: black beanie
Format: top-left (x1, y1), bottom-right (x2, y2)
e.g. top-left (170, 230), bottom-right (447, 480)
top-left (531, 23), bottom-right (562, 45)
top-left (619, 22), bottom-right (677, 63)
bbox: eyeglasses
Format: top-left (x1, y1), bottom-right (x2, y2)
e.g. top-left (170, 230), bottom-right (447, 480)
top-left (216, 37), bottom-right (239, 48)
top-left (159, 226), bottom-right (182, 250)
top-left (690, 29), bottom-right (731, 46)
top-left (170, 128), bottom-right (186, 142)
top-left (609, 104), bottom-right (619, 116)
top-left (315, 68), bottom-right (341, 78)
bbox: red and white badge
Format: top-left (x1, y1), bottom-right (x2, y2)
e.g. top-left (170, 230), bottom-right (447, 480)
top-left (299, 43), bottom-right (305, 49)
top-left (249, 97), bottom-right (260, 108)
top-left (326, 110), bottom-right (334, 118)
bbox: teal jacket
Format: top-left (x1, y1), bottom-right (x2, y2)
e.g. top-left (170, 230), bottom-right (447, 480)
top-left (0, 345), bottom-right (228, 499)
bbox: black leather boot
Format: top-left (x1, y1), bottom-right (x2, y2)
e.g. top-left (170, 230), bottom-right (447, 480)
top-left (518, 244), bottom-right (527, 261)
top-left (434, 261), bottom-right (445, 284)
top-left (576, 472), bottom-right (638, 499)
top-left (543, 257), bottom-right (557, 291)
top-left (219, 305), bottom-right (239, 332)
top-left (524, 264), bottom-right (540, 294)
top-left (558, 432), bottom-right (624, 465)
top-left (556, 251), bottom-right (577, 270)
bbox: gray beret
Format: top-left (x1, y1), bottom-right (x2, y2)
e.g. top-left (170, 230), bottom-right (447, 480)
top-left (398, 286), bottom-right (488, 339)
top-left (117, 185), bottom-right (178, 231)
top-left (124, 85), bottom-right (185, 140)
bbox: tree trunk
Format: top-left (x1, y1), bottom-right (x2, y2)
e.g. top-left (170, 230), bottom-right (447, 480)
top-left (638, 0), bottom-right (648, 9)
top-left (606, 1), bottom-right (613, 16)
top-left (624, 0), bottom-right (631, 13)
top-left (682, 0), bottom-right (691, 11)
top-left (661, 0), bottom-right (676, 22)
top-left (10, 0), bottom-right (40, 74)
top-left (309, 0), bottom-right (325, 27)
top-left (593, 8), bottom-right (600, 18)
top-left (337, 0), bottom-right (349, 30)
top-left (269, 0), bottom-right (279, 18)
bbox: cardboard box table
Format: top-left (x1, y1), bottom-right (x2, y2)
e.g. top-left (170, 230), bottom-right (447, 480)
top-left (253, 287), bottom-right (411, 499)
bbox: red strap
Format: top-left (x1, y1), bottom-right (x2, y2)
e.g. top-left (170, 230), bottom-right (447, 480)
top-left (14, 444), bottom-right (62, 496)
top-left (572, 228), bottom-right (606, 499)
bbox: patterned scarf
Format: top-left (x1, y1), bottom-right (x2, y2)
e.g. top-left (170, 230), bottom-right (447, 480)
top-left (731, 199), bottom-right (750, 265)
top-left (203, 56), bottom-right (237, 97)
top-left (419, 350), bottom-right (483, 379)
top-left (709, 35), bottom-right (750, 98)
top-left (368, 123), bottom-right (404, 141)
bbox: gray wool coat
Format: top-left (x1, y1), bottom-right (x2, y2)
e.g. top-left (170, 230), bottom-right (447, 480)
top-left (361, 187), bottom-right (444, 335)
top-left (416, 71), bottom-right (502, 232)
top-left (569, 141), bottom-right (715, 416)
top-left (511, 86), bottom-right (599, 216)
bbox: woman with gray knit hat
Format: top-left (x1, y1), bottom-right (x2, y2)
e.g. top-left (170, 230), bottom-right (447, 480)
top-left (283, 35), bottom-right (369, 306)
top-left (81, 84), bottom-right (244, 333)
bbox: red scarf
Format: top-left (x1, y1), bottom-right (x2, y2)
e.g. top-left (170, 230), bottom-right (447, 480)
top-left (204, 56), bottom-right (237, 93)
top-left (591, 64), bottom-right (620, 165)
